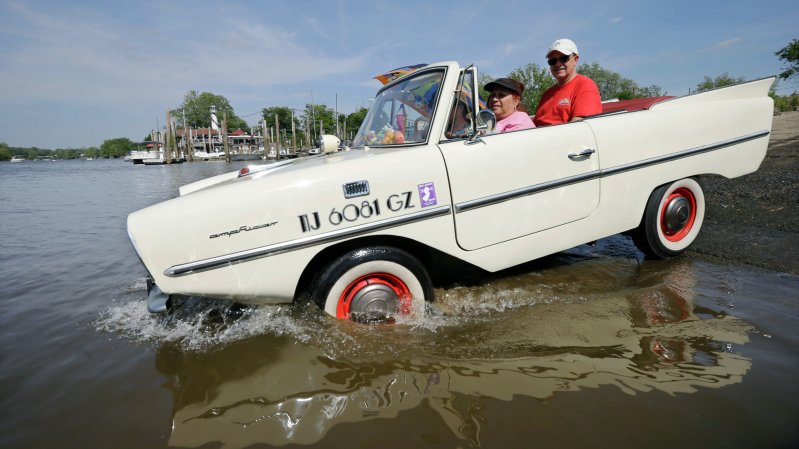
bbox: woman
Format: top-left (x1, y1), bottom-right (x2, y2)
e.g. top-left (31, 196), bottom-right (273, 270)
top-left (484, 78), bottom-right (535, 132)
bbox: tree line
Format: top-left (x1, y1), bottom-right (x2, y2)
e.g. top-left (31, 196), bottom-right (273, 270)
top-left (170, 90), bottom-right (369, 146)
top-left (0, 138), bottom-right (139, 161)
top-left (483, 62), bottom-right (665, 115)
top-left (256, 38), bottom-right (797, 141)
top-left (485, 38), bottom-right (798, 114)
top-left (3, 39), bottom-right (795, 161)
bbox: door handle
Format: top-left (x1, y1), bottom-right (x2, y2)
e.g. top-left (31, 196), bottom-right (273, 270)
top-left (568, 148), bottom-right (595, 160)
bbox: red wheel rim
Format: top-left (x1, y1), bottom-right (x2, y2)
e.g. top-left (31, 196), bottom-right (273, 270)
top-left (336, 272), bottom-right (412, 319)
top-left (660, 187), bottom-right (697, 242)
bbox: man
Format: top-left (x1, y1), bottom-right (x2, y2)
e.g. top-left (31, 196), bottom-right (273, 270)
top-left (533, 38), bottom-right (602, 126)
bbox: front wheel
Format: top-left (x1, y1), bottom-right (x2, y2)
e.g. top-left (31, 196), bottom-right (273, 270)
top-left (311, 246), bottom-right (433, 322)
top-left (632, 178), bottom-right (705, 259)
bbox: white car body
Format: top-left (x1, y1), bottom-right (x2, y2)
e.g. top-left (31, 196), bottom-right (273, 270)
top-left (127, 61), bottom-right (774, 319)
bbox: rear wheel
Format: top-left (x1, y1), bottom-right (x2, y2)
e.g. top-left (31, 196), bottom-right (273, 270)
top-left (312, 246), bottom-right (433, 322)
top-left (632, 178), bottom-right (705, 259)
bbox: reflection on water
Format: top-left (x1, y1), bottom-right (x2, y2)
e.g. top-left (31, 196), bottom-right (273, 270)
top-left (132, 256), bottom-right (753, 447)
top-left (4, 159), bottom-right (793, 449)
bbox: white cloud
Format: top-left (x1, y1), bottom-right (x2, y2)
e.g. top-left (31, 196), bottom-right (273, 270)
top-left (0, 2), bottom-right (375, 110)
top-left (700, 38), bottom-right (743, 53)
top-left (0, 0), bottom-right (794, 148)
top-left (302, 14), bottom-right (331, 41)
top-left (717, 38), bottom-right (743, 48)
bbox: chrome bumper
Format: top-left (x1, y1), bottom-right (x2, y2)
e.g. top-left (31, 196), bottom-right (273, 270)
top-left (145, 277), bottom-right (170, 314)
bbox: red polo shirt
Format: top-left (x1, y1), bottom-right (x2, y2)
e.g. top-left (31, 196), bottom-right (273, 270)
top-left (533, 74), bottom-right (602, 126)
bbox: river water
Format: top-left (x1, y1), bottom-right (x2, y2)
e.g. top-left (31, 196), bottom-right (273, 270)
top-left (1, 158), bottom-right (797, 448)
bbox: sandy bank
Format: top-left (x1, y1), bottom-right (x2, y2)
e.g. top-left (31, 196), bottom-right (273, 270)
top-left (692, 111), bottom-right (799, 274)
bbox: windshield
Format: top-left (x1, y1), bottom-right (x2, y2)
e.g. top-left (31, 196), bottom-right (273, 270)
top-left (352, 69), bottom-right (445, 148)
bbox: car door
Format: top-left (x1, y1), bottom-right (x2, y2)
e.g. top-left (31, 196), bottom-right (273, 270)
top-left (438, 122), bottom-right (600, 250)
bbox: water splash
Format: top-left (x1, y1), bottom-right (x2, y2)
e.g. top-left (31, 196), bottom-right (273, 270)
top-left (95, 249), bottom-right (702, 359)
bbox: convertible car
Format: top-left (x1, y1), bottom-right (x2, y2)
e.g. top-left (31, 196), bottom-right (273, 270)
top-left (127, 61), bottom-right (775, 321)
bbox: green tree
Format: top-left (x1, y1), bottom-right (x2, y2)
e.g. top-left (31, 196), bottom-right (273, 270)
top-left (303, 103), bottom-right (338, 138)
top-left (506, 63), bottom-right (556, 113)
top-left (497, 62), bottom-right (663, 114)
top-left (695, 73), bottom-right (747, 92)
top-left (578, 62), bottom-right (663, 100)
top-left (345, 107), bottom-right (368, 138)
top-left (477, 72), bottom-right (496, 108)
top-left (772, 91), bottom-right (799, 112)
top-left (54, 148), bottom-right (82, 159)
top-left (262, 106), bottom-right (300, 133)
top-left (26, 149), bottom-right (38, 160)
top-left (226, 115), bottom-right (248, 131)
top-left (775, 39), bottom-right (799, 80)
top-left (174, 90), bottom-right (247, 131)
top-left (100, 137), bottom-right (136, 158)
top-left (0, 142), bottom-right (11, 161)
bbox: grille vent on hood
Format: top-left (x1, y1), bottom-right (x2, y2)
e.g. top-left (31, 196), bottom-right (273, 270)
top-left (343, 180), bottom-right (370, 198)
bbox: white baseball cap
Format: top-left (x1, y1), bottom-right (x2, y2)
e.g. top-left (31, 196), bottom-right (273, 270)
top-left (547, 38), bottom-right (579, 57)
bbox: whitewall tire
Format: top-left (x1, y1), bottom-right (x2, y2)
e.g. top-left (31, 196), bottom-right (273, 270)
top-left (312, 247), bottom-right (433, 322)
top-left (633, 178), bottom-right (705, 259)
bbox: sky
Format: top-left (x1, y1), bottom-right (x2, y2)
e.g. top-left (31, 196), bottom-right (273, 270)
top-left (1, 0), bottom-right (797, 149)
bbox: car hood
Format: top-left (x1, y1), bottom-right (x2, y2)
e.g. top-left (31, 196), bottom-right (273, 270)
top-left (178, 149), bottom-right (388, 196)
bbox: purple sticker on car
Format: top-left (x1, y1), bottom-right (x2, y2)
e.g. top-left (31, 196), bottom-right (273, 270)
top-left (417, 182), bottom-right (437, 207)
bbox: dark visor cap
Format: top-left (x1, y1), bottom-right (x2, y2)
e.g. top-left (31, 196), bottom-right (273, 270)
top-left (484, 78), bottom-right (524, 96)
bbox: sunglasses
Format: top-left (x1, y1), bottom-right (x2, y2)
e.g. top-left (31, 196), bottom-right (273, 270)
top-left (547, 54), bottom-right (574, 66)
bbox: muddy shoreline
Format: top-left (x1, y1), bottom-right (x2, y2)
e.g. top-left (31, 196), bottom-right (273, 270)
top-left (692, 110), bottom-right (799, 274)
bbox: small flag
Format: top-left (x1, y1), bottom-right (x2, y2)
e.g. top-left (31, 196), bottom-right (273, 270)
top-left (374, 64), bottom-right (427, 85)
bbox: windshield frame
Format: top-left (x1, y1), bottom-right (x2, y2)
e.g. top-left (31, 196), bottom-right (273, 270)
top-left (351, 66), bottom-right (449, 149)
top-left (442, 66), bottom-right (481, 142)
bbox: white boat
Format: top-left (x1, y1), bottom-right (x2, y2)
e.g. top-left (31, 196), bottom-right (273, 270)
top-left (142, 154), bottom-right (186, 165)
top-left (127, 61), bottom-right (774, 320)
top-left (10, 156), bottom-right (24, 162)
top-left (193, 150), bottom-right (225, 161)
top-left (130, 141), bottom-right (163, 164)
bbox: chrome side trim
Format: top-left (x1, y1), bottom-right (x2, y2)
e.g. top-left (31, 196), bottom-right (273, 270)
top-left (454, 130), bottom-right (770, 213)
top-left (600, 130), bottom-right (770, 177)
top-left (455, 170), bottom-right (601, 212)
top-left (165, 205), bottom-right (452, 277)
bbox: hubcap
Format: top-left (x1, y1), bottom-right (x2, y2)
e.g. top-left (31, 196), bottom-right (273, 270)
top-left (663, 197), bottom-right (691, 233)
top-left (660, 187), bottom-right (697, 242)
top-left (350, 283), bottom-right (398, 322)
top-left (337, 273), bottom-right (412, 322)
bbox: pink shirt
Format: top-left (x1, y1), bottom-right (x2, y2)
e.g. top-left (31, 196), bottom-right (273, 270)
top-left (496, 110), bottom-right (535, 133)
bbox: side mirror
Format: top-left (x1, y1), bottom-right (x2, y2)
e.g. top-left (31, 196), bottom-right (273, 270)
top-left (476, 109), bottom-right (496, 134)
